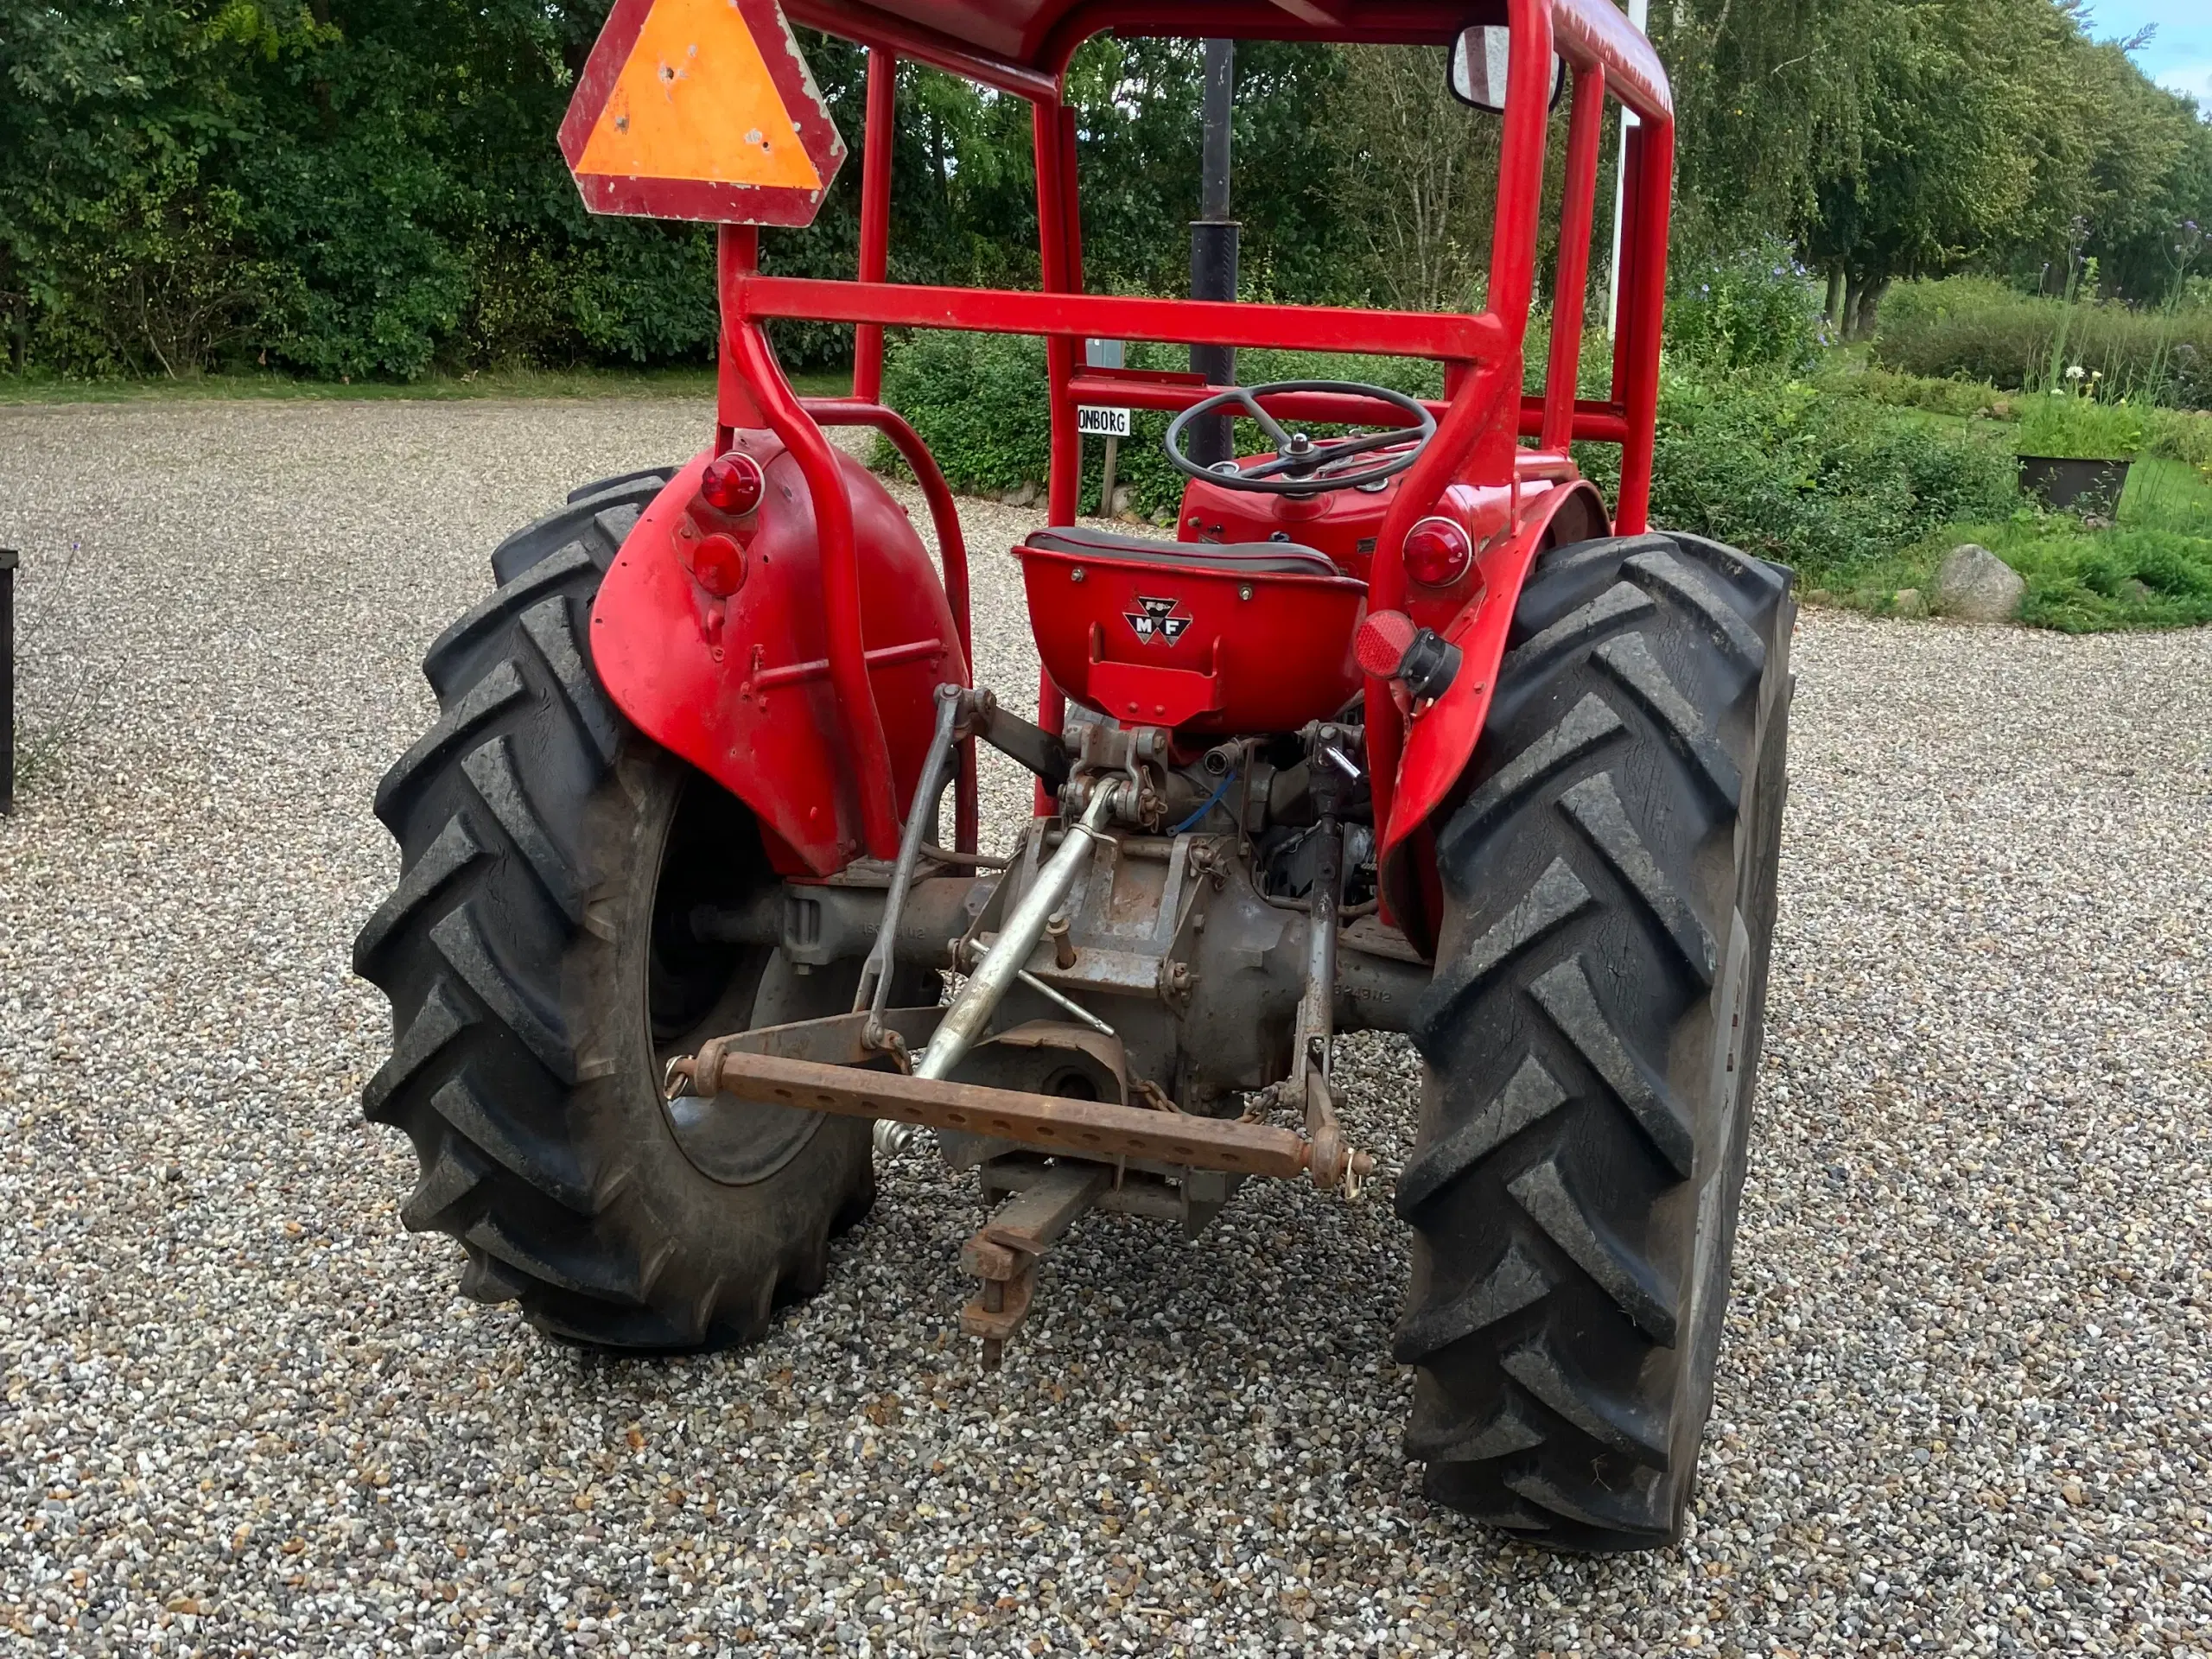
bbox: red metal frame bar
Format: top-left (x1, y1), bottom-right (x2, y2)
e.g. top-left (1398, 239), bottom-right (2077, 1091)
top-left (1611, 118), bottom-right (1671, 535)
top-left (1031, 99), bottom-right (1078, 807)
top-left (784, 0), bottom-right (1058, 99)
top-left (1362, 0), bottom-right (1554, 849)
top-left (707, 0), bottom-right (1677, 861)
top-left (728, 276), bottom-right (1502, 362)
top-left (801, 397), bottom-right (980, 851)
top-left (1480, 0), bottom-right (1555, 355)
top-left (1541, 64), bottom-right (1605, 454)
top-left (851, 48), bottom-right (897, 403)
top-left (1521, 395), bottom-right (1629, 445)
top-left (720, 229), bottom-right (903, 858)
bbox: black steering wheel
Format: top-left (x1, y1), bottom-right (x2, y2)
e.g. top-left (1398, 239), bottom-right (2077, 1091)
top-left (1164, 379), bottom-right (1438, 495)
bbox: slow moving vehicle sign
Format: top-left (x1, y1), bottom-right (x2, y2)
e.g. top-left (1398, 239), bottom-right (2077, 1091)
top-left (560, 0), bottom-right (846, 226)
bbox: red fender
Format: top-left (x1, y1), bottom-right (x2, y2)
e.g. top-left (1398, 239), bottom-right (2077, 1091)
top-left (589, 437), bottom-right (967, 876)
top-left (1377, 478), bottom-right (1610, 954)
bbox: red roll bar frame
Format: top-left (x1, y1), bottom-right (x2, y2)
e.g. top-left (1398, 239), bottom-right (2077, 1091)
top-left (724, 0), bottom-right (1674, 857)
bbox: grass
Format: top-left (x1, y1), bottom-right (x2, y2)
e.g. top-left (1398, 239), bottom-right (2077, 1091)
top-left (1813, 453), bottom-right (2212, 630)
top-left (0, 364), bottom-right (854, 404)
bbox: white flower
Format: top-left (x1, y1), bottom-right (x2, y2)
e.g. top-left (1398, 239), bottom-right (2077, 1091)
top-left (2065, 364), bottom-right (2086, 381)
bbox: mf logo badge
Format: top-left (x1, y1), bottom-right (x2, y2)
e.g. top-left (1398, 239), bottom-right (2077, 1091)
top-left (1126, 594), bottom-right (1192, 646)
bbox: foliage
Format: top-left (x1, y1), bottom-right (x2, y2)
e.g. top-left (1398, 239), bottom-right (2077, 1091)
top-left (2013, 392), bottom-right (2145, 460)
top-left (1, 0), bottom-right (2207, 384)
top-left (1323, 46), bottom-right (1499, 314)
top-left (1872, 276), bottom-right (2212, 409)
top-left (1834, 364), bottom-right (2013, 419)
top-left (2007, 525), bottom-right (2212, 630)
top-left (1580, 370), bottom-right (2020, 582)
top-left (1665, 245), bottom-right (1826, 372)
top-left (1905, 511), bottom-right (2212, 631)
top-left (2143, 407), bottom-right (2212, 468)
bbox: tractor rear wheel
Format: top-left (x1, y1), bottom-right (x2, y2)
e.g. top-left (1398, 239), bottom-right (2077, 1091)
top-left (353, 468), bottom-right (876, 1350)
top-left (1395, 531), bottom-right (1795, 1551)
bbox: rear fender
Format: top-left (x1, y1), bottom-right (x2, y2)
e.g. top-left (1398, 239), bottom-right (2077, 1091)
top-left (589, 439), bottom-right (967, 876)
top-left (1377, 478), bottom-right (1609, 952)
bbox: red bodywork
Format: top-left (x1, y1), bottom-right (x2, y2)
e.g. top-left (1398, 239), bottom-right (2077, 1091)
top-left (1016, 540), bottom-right (1367, 736)
top-left (576, 0), bottom-right (1674, 949)
top-left (591, 436), bottom-right (966, 874)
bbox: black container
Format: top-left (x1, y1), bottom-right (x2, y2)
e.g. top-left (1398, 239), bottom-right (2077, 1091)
top-left (2018, 454), bottom-right (2132, 515)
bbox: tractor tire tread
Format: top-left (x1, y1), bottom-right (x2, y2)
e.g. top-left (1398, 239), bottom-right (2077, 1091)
top-left (1399, 529), bottom-right (1794, 1552)
top-left (356, 467), bottom-right (868, 1354)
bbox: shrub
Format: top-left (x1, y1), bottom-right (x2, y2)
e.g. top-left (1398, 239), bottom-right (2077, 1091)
top-left (1586, 371), bottom-right (2019, 582)
top-left (1838, 365), bottom-right (2012, 420)
top-left (2013, 394), bottom-right (2145, 460)
top-left (1872, 276), bottom-right (2212, 410)
top-left (1663, 244), bottom-right (1825, 373)
top-left (2006, 524), bottom-right (2212, 632)
top-left (2143, 407), bottom-right (2212, 467)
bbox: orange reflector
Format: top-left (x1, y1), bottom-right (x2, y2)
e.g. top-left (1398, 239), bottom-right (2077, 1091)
top-left (560, 0), bottom-right (845, 226)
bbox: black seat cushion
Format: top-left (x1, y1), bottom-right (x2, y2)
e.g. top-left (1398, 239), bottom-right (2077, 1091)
top-left (1024, 526), bottom-right (1341, 578)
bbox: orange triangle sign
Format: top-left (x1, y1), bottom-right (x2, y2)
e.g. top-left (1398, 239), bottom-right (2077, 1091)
top-left (561, 0), bottom-right (846, 226)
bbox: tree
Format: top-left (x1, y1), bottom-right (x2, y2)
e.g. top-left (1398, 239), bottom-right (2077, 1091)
top-left (1322, 46), bottom-right (1500, 314)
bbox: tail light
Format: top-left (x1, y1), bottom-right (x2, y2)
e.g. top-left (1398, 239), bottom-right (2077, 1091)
top-left (1402, 517), bottom-right (1474, 588)
top-left (700, 452), bottom-right (766, 516)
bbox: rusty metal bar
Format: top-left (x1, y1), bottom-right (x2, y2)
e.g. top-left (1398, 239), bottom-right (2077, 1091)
top-left (683, 1048), bottom-right (1338, 1181)
top-left (961, 1161), bottom-right (1107, 1364)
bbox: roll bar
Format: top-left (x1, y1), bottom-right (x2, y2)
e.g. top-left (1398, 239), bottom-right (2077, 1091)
top-left (721, 0), bottom-right (1674, 856)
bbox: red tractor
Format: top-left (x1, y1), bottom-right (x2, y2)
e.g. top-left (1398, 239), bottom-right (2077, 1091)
top-left (356, 0), bottom-right (1793, 1552)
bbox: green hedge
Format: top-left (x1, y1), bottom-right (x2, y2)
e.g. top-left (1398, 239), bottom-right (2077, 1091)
top-left (1577, 371), bottom-right (2020, 582)
top-left (1872, 277), bottom-right (2212, 410)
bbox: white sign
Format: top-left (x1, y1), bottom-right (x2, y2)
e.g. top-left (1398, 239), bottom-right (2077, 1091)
top-left (1077, 405), bottom-right (1132, 438)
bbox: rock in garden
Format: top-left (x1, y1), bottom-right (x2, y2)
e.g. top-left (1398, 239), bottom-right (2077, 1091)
top-left (1892, 588), bottom-right (1927, 618)
top-left (1933, 543), bottom-right (2024, 622)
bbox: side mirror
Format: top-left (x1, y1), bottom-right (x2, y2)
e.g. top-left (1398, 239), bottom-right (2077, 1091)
top-left (1448, 24), bottom-right (1565, 115)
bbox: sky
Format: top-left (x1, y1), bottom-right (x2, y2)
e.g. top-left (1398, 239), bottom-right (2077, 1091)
top-left (2079, 0), bottom-right (2212, 108)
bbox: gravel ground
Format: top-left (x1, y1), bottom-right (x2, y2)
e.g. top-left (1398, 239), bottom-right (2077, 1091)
top-left (3, 397), bottom-right (2210, 1657)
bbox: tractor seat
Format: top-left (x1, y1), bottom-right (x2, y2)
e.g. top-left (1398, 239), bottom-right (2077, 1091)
top-left (1023, 526), bottom-right (1341, 578)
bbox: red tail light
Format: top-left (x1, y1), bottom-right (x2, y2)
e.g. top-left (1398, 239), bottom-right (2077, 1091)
top-left (1402, 517), bottom-right (1474, 588)
top-left (700, 453), bottom-right (766, 516)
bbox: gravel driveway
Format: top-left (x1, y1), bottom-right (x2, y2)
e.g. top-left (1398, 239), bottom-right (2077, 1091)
top-left (3, 397), bottom-right (2209, 1656)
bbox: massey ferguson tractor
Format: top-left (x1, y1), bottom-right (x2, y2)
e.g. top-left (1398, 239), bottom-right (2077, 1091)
top-left (354, 0), bottom-right (1793, 1552)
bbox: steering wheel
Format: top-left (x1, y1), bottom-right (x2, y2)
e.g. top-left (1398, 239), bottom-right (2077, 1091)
top-left (1164, 379), bottom-right (1437, 495)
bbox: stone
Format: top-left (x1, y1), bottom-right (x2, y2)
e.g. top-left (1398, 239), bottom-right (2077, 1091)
top-left (1932, 543), bottom-right (2024, 623)
top-left (998, 480), bottom-right (1039, 508)
top-left (2119, 577), bottom-right (2152, 604)
top-left (1892, 588), bottom-right (1928, 619)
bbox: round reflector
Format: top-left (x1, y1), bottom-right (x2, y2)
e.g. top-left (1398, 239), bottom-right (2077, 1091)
top-left (1402, 517), bottom-right (1474, 588)
top-left (1357, 610), bottom-right (1419, 679)
top-left (690, 531), bottom-right (747, 597)
top-left (700, 452), bottom-right (766, 516)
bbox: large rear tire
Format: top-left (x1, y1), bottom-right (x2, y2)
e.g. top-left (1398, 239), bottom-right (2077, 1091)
top-left (353, 469), bottom-right (875, 1350)
top-left (1395, 531), bottom-right (1795, 1551)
